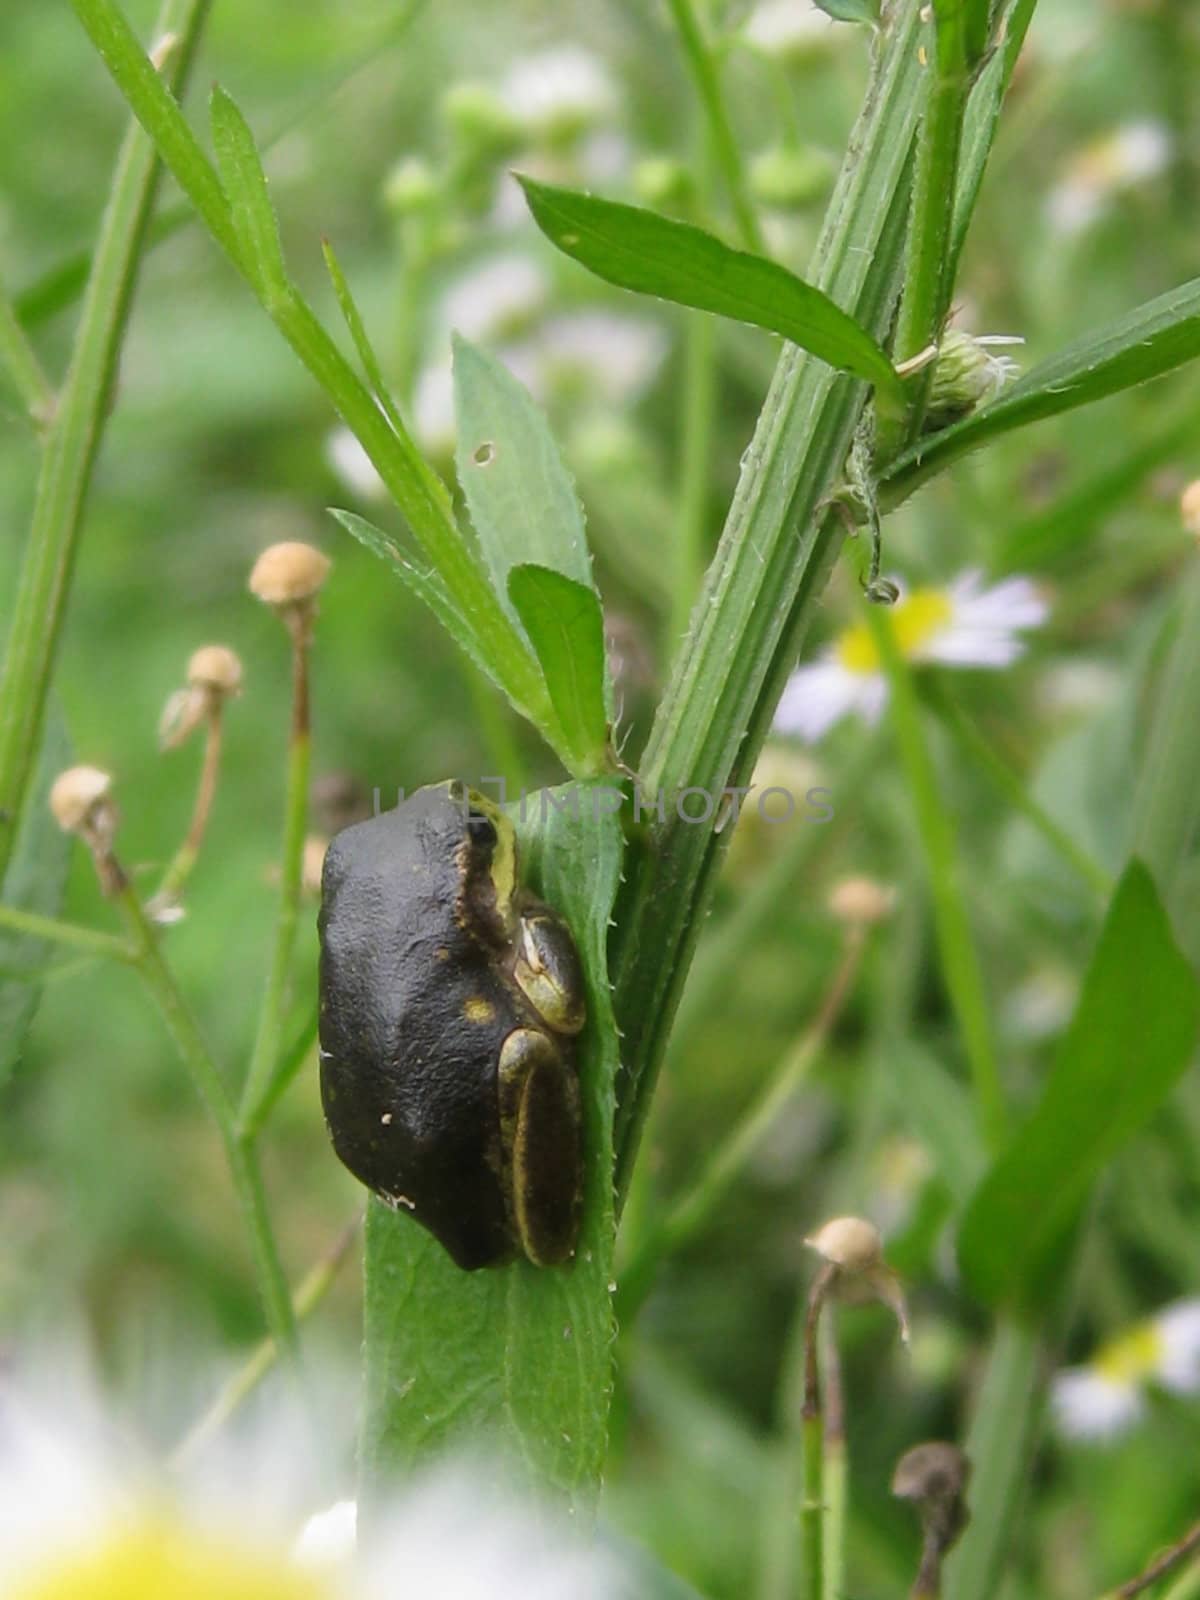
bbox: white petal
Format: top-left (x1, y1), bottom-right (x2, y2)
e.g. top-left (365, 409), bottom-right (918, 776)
top-left (774, 661), bottom-right (882, 743)
top-left (326, 427), bottom-right (386, 502)
top-left (1051, 1368), bottom-right (1144, 1442)
top-left (501, 48), bottom-right (617, 136)
top-left (921, 630), bottom-right (1026, 668)
top-left (362, 1465), bottom-right (624, 1600)
top-left (1155, 1300), bottom-right (1200, 1395)
top-left (948, 572), bottom-right (1049, 631)
top-left (413, 363), bottom-right (457, 456)
top-left (440, 254), bottom-right (548, 344)
top-left (294, 1499), bottom-right (357, 1568)
top-left (534, 312), bottom-right (668, 403)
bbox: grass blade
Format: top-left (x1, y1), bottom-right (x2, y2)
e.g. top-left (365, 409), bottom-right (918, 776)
top-left (519, 177), bottom-right (905, 409)
top-left (209, 87), bottom-right (289, 299)
top-left (957, 862), bottom-right (1199, 1310)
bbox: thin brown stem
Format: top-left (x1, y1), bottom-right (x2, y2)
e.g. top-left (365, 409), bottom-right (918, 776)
top-left (155, 702), bottom-right (224, 908)
top-left (1107, 1521), bottom-right (1200, 1600)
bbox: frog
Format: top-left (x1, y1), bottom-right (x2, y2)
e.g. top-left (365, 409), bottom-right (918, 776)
top-left (317, 780), bottom-right (587, 1271)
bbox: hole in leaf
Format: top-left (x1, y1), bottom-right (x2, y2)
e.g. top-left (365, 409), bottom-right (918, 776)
top-left (473, 441), bottom-right (496, 467)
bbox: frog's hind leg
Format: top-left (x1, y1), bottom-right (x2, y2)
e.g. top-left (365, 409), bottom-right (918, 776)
top-left (498, 1027), bottom-right (582, 1266)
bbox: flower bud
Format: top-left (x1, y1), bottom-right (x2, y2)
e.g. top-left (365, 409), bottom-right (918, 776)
top-left (441, 82), bottom-right (520, 156)
top-left (828, 875), bottom-right (896, 927)
top-left (382, 155), bottom-right (439, 216)
top-left (49, 765), bottom-right (115, 838)
top-left (633, 156), bottom-right (696, 215)
top-left (1180, 479), bottom-right (1200, 539)
top-left (249, 542), bottom-right (330, 608)
top-left (749, 144), bottom-right (834, 210)
top-left (924, 331), bottom-right (1022, 431)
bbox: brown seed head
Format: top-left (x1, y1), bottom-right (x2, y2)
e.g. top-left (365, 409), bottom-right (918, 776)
top-left (187, 644), bottom-right (244, 695)
top-left (49, 766), bottom-right (115, 835)
top-left (806, 1215), bottom-right (883, 1271)
top-left (828, 875), bottom-right (896, 927)
top-left (249, 542), bottom-right (331, 607)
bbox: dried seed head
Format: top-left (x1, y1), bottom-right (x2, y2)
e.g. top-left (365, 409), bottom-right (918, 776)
top-left (1180, 479), bottom-right (1200, 538)
top-left (806, 1214), bottom-right (910, 1344)
top-left (892, 1442), bottom-right (971, 1506)
top-left (249, 542), bottom-right (331, 607)
top-left (49, 765), bottom-right (115, 836)
top-left (806, 1215), bottom-right (883, 1271)
top-left (187, 644), bottom-right (244, 695)
top-left (828, 875), bottom-right (896, 927)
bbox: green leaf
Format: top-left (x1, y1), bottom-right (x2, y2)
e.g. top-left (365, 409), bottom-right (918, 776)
top-left (518, 177), bottom-right (904, 406)
top-left (321, 237), bottom-right (406, 436)
top-left (883, 275), bottom-right (1200, 505)
top-left (508, 566), bottom-right (610, 775)
top-left (813, 0), bottom-right (879, 21)
top-left (328, 509), bottom-right (518, 693)
top-left (957, 862), bottom-right (1199, 1311)
top-left (0, 716), bottom-right (72, 1090)
top-left (452, 336), bottom-right (599, 600)
top-left (209, 87), bottom-right (290, 299)
top-left (361, 783), bottom-right (623, 1510)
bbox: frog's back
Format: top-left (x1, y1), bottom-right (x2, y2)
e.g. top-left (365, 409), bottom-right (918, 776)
top-left (317, 793), bottom-right (517, 1268)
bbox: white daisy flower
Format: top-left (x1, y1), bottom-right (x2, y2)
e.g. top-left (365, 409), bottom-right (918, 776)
top-left (1047, 120), bottom-right (1171, 237)
top-left (530, 311), bottom-right (668, 404)
top-left (325, 427), bottom-right (386, 503)
top-left (774, 571), bottom-right (1048, 743)
top-left (1052, 1299), bottom-right (1200, 1443)
top-left (500, 47), bottom-right (618, 145)
top-left (741, 0), bottom-right (839, 62)
top-left (440, 253), bottom-right (549, 344)
top-left (0, 1369), bottom-right (632, 1600)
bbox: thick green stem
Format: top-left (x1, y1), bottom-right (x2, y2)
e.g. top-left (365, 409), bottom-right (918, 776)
top-left (663, 0), bottom-right (764, 252)
top-left (611, 0), bottom-right (927, 1200)
top-left (866, 602), bottom-right (1006, 1150)
top-left (0, 0), bottom-right (213, 888)
top-left (670, 308), bottom-right (718, 657)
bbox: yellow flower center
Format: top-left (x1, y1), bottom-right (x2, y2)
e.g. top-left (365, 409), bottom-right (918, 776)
top-left (835, 589), bottom-right (954, 675)
top-left (1093, 1322), bottom-right (1163, 1386)
top-left (13, 1520), bottom-right (333, 1600)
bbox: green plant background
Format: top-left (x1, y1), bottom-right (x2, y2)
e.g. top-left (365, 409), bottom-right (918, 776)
top-left (3, 0), bottom-right (1200, 1596)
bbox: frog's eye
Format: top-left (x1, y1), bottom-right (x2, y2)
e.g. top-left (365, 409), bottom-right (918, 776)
top-left (467, 810), bottom-right (498, 848)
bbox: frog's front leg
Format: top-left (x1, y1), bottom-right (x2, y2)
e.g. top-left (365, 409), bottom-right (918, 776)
top-left (513, 907), bottom-right (587, 1036)
top-left (497, 1027), bottom-right (583, 1266)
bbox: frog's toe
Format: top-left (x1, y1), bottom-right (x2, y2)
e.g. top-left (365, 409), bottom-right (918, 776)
top-left (506, 1033), bottom-right (582, 1267)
